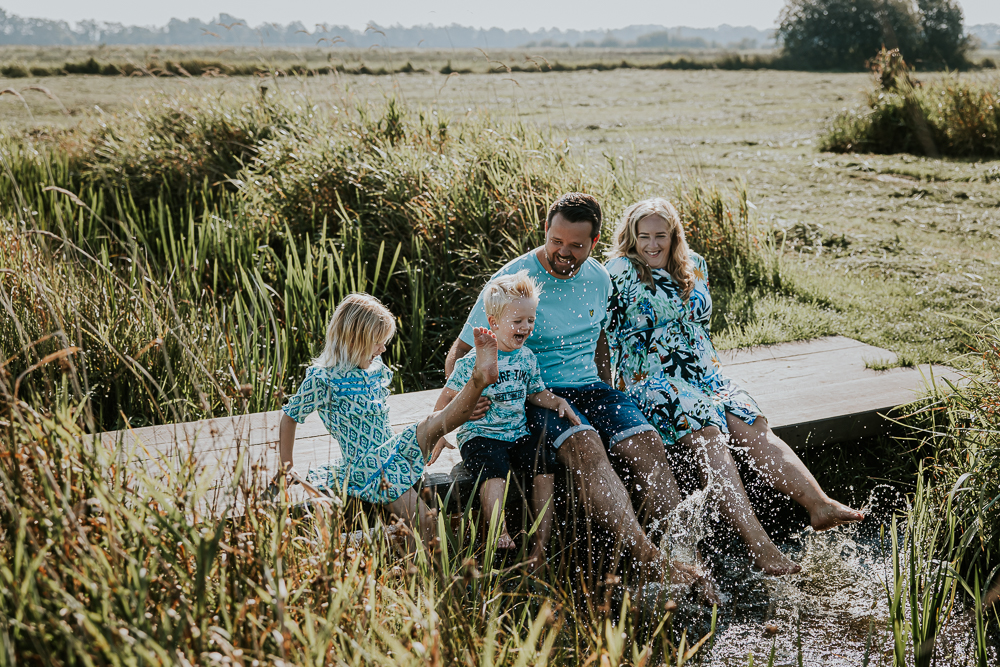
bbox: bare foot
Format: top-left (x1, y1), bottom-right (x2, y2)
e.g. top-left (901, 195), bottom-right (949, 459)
top-left (669, 561), bottom-right (722, 605)
top-left (810, 498), bottom-right (865, 531)
top-left (496, 531), bottom-right (516, 550)
top-left (524, 550), bottom-right (546, 575)
top-left (751, 548), bottom-right (801, 576)
top-left (471, 326), bottom-right (499, 388)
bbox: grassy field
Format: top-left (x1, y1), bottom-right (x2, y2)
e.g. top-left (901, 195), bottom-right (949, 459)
top-left (3, 66), bottom-right (997, 366)
top-left (1, 63), bottom-right (998, 664)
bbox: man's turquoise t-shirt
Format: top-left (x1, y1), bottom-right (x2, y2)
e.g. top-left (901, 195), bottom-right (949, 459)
top-left (445, 346), bottom-right (546, 446)
top-left (458, 251), bottom-right (611, 388)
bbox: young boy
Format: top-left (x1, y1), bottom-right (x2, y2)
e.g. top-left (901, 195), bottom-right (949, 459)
top-left (432, 270), bottom-right (580, 570)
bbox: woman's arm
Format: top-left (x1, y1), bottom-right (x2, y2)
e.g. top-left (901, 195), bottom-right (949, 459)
top-left (279, 413), bottom-right (297, 472)
top-left (527, 390), bottom-right (581, 426)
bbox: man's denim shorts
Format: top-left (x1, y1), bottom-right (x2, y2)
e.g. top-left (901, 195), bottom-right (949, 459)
top-left (525, 382), bottom-right (656, 451)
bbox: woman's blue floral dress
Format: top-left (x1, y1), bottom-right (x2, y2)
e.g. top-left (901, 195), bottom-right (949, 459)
top-left (604, 253), bottom-right (762, 444)
top-left (282, 358), bottom-right (425, 503)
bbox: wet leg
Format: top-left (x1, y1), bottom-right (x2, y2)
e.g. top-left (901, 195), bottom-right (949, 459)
top-left (608, 429), bottom-right (684, 528)
top-left (726, 414), bottom-right (863, 530)
top-left (681, 426), bottom-right (800, 575)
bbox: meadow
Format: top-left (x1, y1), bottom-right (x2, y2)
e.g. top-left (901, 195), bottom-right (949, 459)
top-left (1, 58), bottom-right (998, 664)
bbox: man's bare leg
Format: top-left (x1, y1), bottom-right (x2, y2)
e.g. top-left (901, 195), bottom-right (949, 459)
top-left (609, 430), bottom-right (684, 528)
top-left (726, 414), bottom-right (864, 531)
top-left (681, 426), bottom-right (801, 575)
top-left (416, 327), bottom-right (499, 454)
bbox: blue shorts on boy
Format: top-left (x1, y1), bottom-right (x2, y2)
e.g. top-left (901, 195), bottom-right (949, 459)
top-left (282, 358), bottom-right (424, 504)
top-left (446, 346), bottom-right (557, 478)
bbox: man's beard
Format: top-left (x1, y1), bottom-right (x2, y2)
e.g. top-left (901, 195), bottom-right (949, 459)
top-left (545, 249), bottom-right (579, 276)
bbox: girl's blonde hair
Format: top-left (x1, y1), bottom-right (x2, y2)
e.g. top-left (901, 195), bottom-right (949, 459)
top-left (314, 293), bottom-right (396, 369)
top-left (482, 270), bottom-right (540, 322)
top-left (607, 198), bottom-right (694, 298)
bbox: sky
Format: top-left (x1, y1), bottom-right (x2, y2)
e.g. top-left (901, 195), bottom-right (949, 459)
top-left (1, 0), bottom-right (996, 30)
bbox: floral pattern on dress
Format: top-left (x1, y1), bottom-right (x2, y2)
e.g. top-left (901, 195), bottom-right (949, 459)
top-left (604, 253), bottom-right (762, 444)
top-left (282, 358), bottom-right (425, 503)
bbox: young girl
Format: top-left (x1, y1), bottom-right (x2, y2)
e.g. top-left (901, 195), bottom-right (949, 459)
top-left (432, 271), bottom-right (579, 571)
top-left (278, 293), bottom-right (499, 550)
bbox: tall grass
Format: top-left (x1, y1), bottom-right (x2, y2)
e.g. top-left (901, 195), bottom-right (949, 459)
top-left (822, 49), bottom-right (1000, 158)
top-left (1, 89), bottom-right (774, 430)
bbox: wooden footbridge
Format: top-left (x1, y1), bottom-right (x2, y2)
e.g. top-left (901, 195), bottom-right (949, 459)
top-left (99, 336), bottom-right (962, 501)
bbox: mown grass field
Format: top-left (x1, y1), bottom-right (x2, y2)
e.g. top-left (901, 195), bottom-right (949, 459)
top-left (3, 65), bottom-right (997, 365)
top-left (1, 59), bottom-right (997, 665)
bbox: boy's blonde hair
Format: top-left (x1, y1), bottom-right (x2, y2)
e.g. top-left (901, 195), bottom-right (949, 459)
top-left (314, 293), bottom-right (396, 369)
top-left (482, 270), bottom-right (540, 321)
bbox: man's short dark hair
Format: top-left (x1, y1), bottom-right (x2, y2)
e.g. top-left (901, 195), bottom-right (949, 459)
top-left (546, 193), bottom-right (602, 240)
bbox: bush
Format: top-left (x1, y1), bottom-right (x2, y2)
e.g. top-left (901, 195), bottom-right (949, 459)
top-left (1, 63), bottom-right (29, 78)
top-left (821, 49), bottom-right (1000, 157)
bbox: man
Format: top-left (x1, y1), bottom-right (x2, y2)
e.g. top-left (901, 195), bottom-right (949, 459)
top-left (442, 192), bottom-right (694, 584)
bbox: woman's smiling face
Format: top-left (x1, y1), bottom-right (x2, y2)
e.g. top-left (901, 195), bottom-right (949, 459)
top-left (636, 214), bottom-right (672, 269)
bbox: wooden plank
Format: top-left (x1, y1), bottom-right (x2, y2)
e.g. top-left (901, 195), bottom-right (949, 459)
top-left (98, 337), bottom-right (963, 497)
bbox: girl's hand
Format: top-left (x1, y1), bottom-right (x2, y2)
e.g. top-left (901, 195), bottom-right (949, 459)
top-left (556, 398), bottom-right (581, 426)
top-left (429, 437), bottom-right (455, 465)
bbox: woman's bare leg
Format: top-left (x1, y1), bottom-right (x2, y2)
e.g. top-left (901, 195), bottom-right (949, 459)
top-left (725, 414), bottom-right (864, 530)
top-left (479, 478), bottom-right (515, 549)
top-left (386, 488), bottom-right (436, 552)
top-left (416, 327), bottom-right (499, 455)
top-left (525, 473), bottom-right (554, 572)
top-left (681, 426), bottom-right (800, 575)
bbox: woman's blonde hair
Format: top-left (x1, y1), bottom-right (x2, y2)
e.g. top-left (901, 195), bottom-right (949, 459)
top-left (482, 270), bottom-right (540, 321)
top-left (314, 293), bottom-right (396, 369)
top-left (607, 198), bottom-right (694, 297)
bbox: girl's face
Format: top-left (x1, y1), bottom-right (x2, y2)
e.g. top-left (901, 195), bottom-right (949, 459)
top-left (636, 215), bottom-right (672, 269)
top-left (488, 298), bottom-right (537, 352)
top-left (361, 337), bottom-right (389, 369)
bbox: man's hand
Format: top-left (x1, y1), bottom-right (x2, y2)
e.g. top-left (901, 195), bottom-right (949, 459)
top-left (429, 437), bottom-right (456, 465)
top-left (470, 396), bottom-right (491, 421)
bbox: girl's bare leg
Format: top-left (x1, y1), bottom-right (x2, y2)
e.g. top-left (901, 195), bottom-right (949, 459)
top-left (479, 478), bottom-right (515, 549)
top-left (386, 488), bottom-right (436, 552)
top-left (416, 327), bottom-right (499, 454)
top-left (725, 414), bottom-right (864, 530)
top-left (525, 473), bottom-right (554, 573)
top-left (681, 426), bottom-right (800, 575)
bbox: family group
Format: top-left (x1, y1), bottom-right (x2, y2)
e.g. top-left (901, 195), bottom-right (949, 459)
top-left (276, 193), bottom-right (863, 590)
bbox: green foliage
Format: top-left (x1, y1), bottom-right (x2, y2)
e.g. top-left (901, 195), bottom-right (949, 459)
top-left (822, 50), bottom-right (1000, 157)
top-left (777, 0), bottom-right (971, 71)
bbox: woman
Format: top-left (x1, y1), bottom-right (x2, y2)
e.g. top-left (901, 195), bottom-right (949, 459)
top-left (604, 197), bottom-right (863, 575)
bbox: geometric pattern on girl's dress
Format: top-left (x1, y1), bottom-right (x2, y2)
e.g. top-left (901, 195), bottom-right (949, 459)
top-left (304, 424), bottom-right (423, 504)
top-left (604, 253), bottom-right (762, 443)
top-left (282, 357), bottom-right (425, 503)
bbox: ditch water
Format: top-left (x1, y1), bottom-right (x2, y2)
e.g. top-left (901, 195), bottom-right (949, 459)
top-left (656, 440), bottom-right (989, 666)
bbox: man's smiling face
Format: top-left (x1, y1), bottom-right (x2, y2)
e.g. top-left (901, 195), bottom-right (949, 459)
top-left (543, 213), bottom-right (598, 278)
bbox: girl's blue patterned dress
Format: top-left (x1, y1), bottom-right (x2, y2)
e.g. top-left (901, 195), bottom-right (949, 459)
top-left (604, 253), bottom-right (762, 444)
top-left (282, 358), bottom-right (424, 503)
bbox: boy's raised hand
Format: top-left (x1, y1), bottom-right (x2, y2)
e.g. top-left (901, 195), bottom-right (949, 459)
top-left (556, 397), bottom-right (581, 426)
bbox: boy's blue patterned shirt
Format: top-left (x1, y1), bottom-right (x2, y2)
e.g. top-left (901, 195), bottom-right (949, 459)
top-left (445, 346), bottom-right (545, 446)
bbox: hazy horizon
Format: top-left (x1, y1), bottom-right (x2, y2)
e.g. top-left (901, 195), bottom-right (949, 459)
top-left (1, 0), bottom-right (993, 33)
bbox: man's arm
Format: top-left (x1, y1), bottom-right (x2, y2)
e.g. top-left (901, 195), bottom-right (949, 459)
top-left (595, 330), bottom-right (612, 385)
top-left (445, 337), bottom-right (473, 378)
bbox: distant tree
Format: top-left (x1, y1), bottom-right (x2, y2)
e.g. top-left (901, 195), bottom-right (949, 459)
top-left (777, 0), bottom-right (922, 70)
top-left (915, 0), bottom-right (971, 68)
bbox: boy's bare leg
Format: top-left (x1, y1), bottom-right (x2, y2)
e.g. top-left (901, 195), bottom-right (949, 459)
top-left (387, 488), bottom-right (436, 552)
top-left (681, 426), bottom-right (800, 575)
top-left (480, 478), bottom-right (515, 549)
top-left (416, 327), bottom-right (499, 455)
top-left (526, 473), bottom-right (554, 573)
top-left (726, 414), bottom-right (864, 530)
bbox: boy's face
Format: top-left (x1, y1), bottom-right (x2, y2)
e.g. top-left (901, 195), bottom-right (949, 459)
top-left (488, 298), bottom-right (537, 353)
